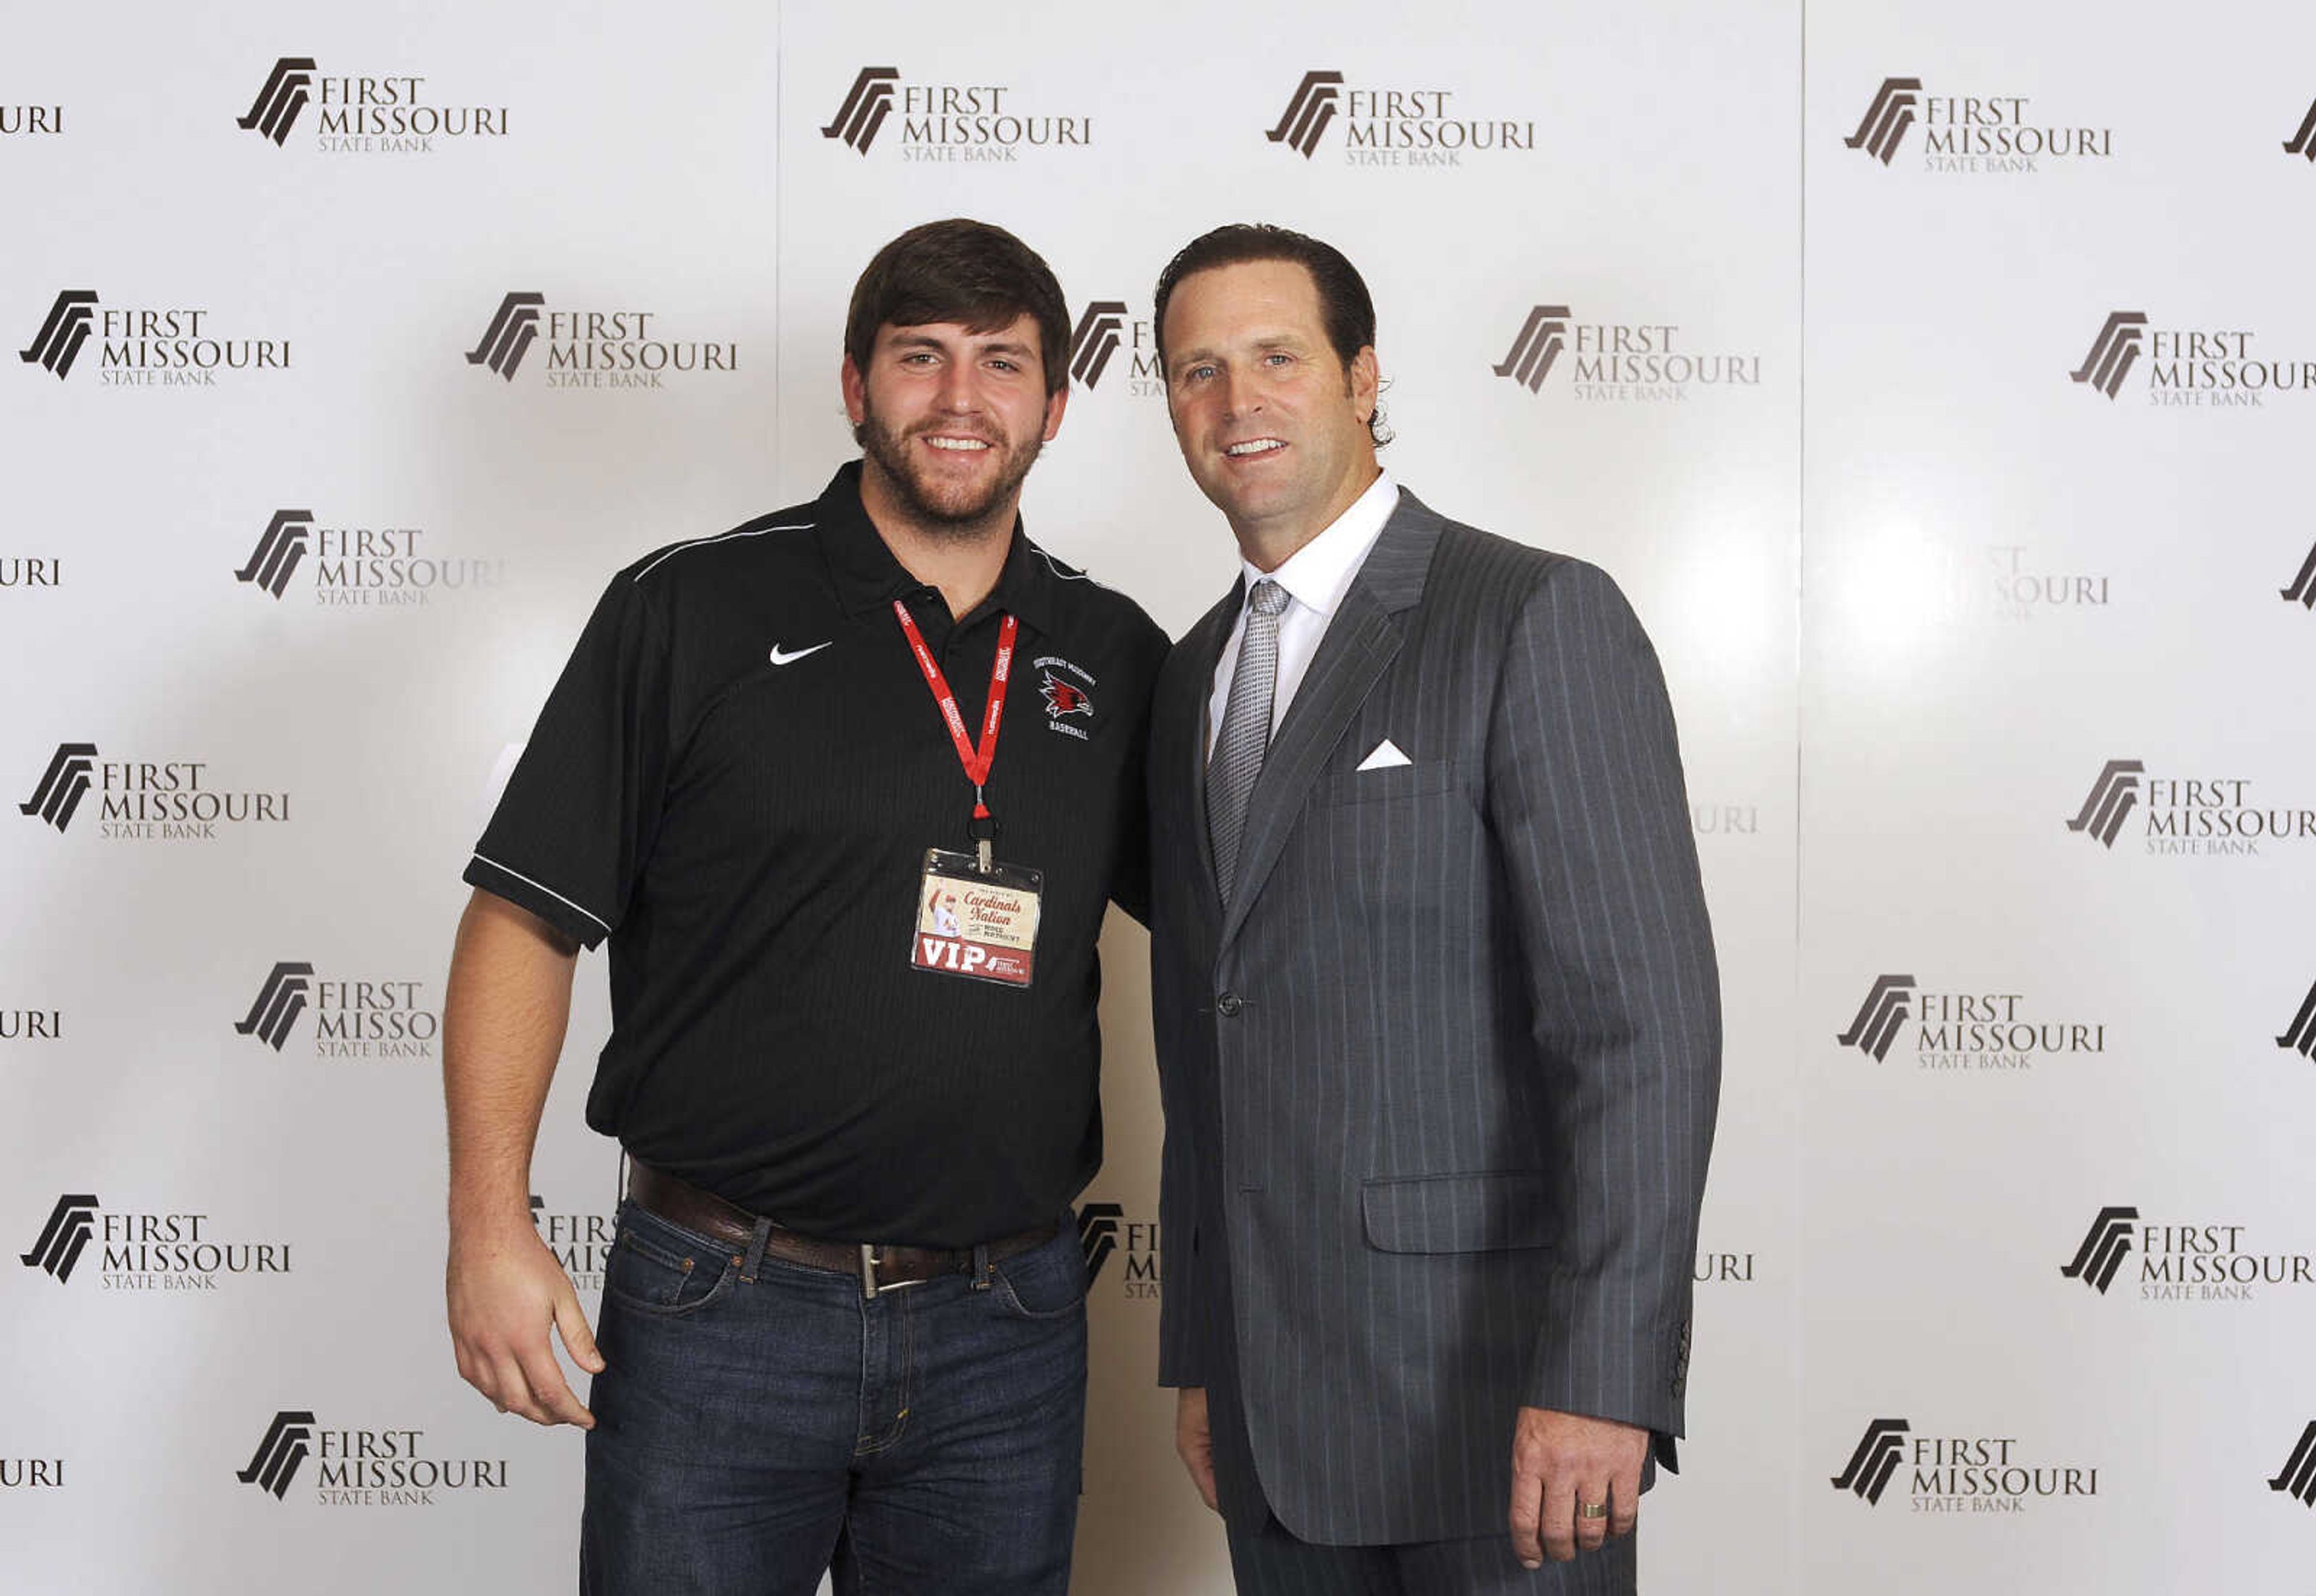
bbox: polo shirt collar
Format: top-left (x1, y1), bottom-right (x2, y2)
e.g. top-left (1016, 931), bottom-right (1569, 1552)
top-left (813, 461), bottom-right (1060, 635)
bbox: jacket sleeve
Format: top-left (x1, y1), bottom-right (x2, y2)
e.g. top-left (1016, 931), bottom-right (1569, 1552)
top-left (1481, 557), bottom-right (1721, 1452)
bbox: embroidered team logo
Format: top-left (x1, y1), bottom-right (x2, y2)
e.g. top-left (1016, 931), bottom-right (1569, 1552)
top-left (1040, 671), bottom-right (1093, 720)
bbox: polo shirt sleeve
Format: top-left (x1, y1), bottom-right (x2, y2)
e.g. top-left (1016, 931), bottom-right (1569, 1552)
top-left (463, 572), bottom-right (673, 950)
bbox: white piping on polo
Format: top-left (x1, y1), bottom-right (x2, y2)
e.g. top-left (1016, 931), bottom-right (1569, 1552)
top-left (1032, 542), bottom-right (1121, 593)
top-left (631, 522), bottom-right (814, 582)
top-left (470, 853), bottom-right (612, 934)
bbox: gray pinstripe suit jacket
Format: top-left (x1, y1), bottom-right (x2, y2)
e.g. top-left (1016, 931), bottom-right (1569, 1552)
top-left (1149, 488), bottom-right (1721, 1547)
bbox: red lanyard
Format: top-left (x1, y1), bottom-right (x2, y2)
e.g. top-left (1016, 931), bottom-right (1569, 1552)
top-left (892, 601), bottom-right (1017, 822)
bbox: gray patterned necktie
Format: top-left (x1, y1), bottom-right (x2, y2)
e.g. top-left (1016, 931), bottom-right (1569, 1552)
top-left (1207, 579), bottom-right (1291, 904)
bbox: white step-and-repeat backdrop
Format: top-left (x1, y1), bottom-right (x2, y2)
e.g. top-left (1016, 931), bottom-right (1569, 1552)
top-left (4, 2), bottom-right (2308, 1591)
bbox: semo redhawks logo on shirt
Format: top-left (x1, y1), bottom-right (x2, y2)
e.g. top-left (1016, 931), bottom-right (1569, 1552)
top-left (1040, 671), bottom-right (1093, 719)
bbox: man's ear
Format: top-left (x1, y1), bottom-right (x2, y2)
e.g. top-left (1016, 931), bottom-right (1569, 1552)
top-left (841, 355), bottom-right (867, 427)
top-left (1350, 345), bottom-right (1380, 426)
top-left (1040, 382), bottom-right (1069, 444)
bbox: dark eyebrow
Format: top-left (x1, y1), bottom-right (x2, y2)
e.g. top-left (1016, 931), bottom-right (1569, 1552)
top-left (1167, 331), bottom-right (1311, 374)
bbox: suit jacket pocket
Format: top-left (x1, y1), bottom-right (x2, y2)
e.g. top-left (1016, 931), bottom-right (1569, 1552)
top-left (1361, 1171), bottom-right (1557, 1255)
top-left (1311, 759), bottom-right (1460, 809)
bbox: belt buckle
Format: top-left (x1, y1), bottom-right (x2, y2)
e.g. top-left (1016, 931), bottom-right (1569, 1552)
top-left (859, 1243), bottom-right (929, 1299)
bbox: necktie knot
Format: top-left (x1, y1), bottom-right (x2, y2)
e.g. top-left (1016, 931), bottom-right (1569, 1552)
top-left (1247, 579), bottom-right (1289, 618)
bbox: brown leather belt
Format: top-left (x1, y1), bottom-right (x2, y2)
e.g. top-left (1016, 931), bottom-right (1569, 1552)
top-left (625, 1162), bottom-right (1057, 1298)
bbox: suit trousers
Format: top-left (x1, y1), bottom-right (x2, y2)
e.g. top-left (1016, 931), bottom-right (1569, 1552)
top-left (1224, 1512), bottom-right (1638, 1596)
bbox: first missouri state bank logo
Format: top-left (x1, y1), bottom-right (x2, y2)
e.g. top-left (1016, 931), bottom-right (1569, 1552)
top-left (237, 962), bottom-right (312, 1050)
top-left (2065, 759), bottom-right (2316, 856)
top-left (1493, 306), bottom-right (1570, 392)
top-left (464, 292), bottom-right (737, 388)
top-left (1832, 1417), bottom-right (2098, 1510)
top-left (1832, 1419), bottom-right (1909, 1504)
top-left (18, 1194), bottom-right (292, 1289)
top-left (237, 1410), bottom-right (507, 1505)
top-left (1491, 302), bottom-right (1759, 403)
top-left (235, 56), bottom-right (508, 152)
top-left (2072, 309), bottom-right (2316, 406)
top-left (19, 742), bottom-right (291, 839)
top-left (236, 511), bottom-right (310, 598)
top-left (1269, 72), bottom-right (1344, 157)
top-left (819, 66), bottom-right (1090, 160)
top-left (822, 69), bottom-right (898, 151)
top-left (235, 962), bottom-right (438, 1058)
top-left (2285, 99), bottom-right (2316, 163)
top-left (1068, 301), bottom-right (1128, 388)
top-left (2071, 314), bottom-right (2147, 400)
top-left (2279, 976), bottom-right (2316, 1061)
top-left (1076, 1200), bottom-right (1160, 1299)
top-left (236, 58), bottom-right (314, 144)
top-left (1078, 1202), bottom-right (1122, 1282)
top-left (1834, 973), bottom-right (2104, 1071)
top-left (1835, 976), bottom-right (1912, 1062)
top-left (233, 506), bottom-right (502, 607)
top-left (1843, 75), bottom-right (2111, 172)
top-left (2286, 541), bottom-right (2316, 610)
top-left (19, 1195), bottom-right (97, 1283)
top-left (19, 743), bottom-right (96, 831)
top-left (19, 290), bottom-right (94, 376)
top-left (2061, 1204), bottom-right (2315, 1302)
top-left (19, 289), bottom-right (290, 386)
top-left (2064, 759), bottom-right (2142, 847)
top-left (238, 1412), bottom-right (315, 1498)
top-left (2274, 1424), bottom-right (2316, 1507)
top-left (1065, 300), bottom-right (1163, 397)
top-left (2059, 1205), bottom-right (2137, 1295)
top-left (1844, 79), bottom-right (1920, 164)
top-left (1267, 69), bottom-right (1533, 166)
top-left (467, 293), bottom-right (543, 377)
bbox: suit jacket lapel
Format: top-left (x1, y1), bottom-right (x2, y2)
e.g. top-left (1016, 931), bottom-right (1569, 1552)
top-left (1217, 493), bottom-right (1443, 952)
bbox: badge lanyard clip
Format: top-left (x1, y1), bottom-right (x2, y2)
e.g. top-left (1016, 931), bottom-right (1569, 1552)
top-left (967, 801), bottom-right (998, 874)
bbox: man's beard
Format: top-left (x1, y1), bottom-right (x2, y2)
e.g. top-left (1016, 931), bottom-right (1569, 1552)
top-left (856, 402), bottom-right (1044, 536)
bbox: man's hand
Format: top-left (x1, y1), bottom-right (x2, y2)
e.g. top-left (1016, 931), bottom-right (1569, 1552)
top-left (1508, 1407), bottom-right (1647, 1568)
top-left (1175, 1387), bottom-right (1220, 1513)
top-left (447, 1219), bottom-right (606, 1427)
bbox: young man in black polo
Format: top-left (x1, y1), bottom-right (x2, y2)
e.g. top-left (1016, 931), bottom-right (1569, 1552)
top-left (441, 218), bottom-right (1167, 1595)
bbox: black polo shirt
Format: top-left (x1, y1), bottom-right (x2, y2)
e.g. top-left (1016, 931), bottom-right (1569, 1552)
top-left (466, 463), bottom-right (1168, 1247)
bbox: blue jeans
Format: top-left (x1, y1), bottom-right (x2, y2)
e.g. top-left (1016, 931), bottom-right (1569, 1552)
top-left (581, 1199), bottom-right (1088, 1595)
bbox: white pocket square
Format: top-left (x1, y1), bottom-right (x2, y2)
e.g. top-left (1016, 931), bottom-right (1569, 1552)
top-left (1355, 739), bottom-right (1413, 772)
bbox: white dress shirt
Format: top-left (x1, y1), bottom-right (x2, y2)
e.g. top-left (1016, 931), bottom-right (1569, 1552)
top-left (1206, 472), bottom-right (1400, 759)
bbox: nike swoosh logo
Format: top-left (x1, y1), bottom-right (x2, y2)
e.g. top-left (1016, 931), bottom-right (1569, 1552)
top-left (768, 642), bottom-right (834, 666)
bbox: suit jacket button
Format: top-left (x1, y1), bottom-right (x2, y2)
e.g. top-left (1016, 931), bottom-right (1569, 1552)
top-left (1215, 992), bottom-right (1242, 1017)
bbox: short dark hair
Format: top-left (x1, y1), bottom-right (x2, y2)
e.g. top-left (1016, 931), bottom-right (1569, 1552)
top-left (846, 219), bottom-right (1071, 398)
top-left (1152, 222), bottom-right (1388, 446)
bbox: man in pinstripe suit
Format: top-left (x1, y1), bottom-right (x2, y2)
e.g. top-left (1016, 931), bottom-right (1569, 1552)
top-left (1146, 224), bottom-right (1721, 1592)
